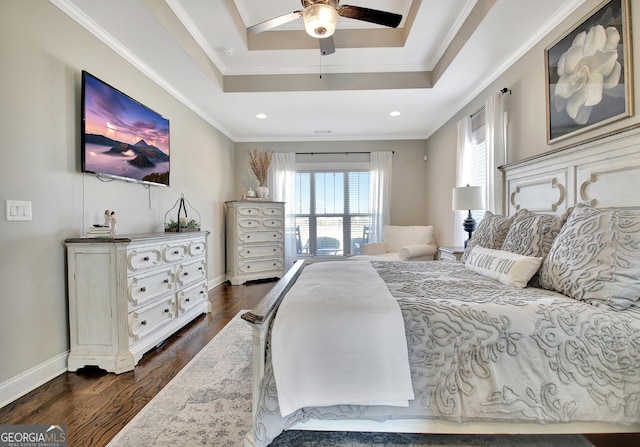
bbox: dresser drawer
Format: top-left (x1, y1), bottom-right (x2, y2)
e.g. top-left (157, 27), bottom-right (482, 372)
top-left (127, 267), bottom-right (174, 309)
top-left (128, 296), bottom-right (176, 343)
top-left (176, 258), bottom-right (206, 287)
top-left (178, 282), bottom-right (207, 315)
top-left (239, 258), bottom-right (283, 274)
top-left (163, 243), bottom-right (188, 263)
top-left (188, 240), bottom-right (206, 257)
top-left (238, 218), bottom-right (262, 229)
top-left (238, 244), bottom-right (283, 259)
top-left (128, 247), bottom-right (163, 271)
top-left (239, 230), bottom-right (283, 244)
top-left (237, 206), bottom-right (261, 216)
top-left (262, 206), bottom-right (283, 217)
top-left (262, 217), bottom-right (283, 228)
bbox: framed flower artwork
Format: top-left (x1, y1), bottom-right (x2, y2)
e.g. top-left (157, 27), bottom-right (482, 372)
top-left (545, 0), bottom-right (633, 143)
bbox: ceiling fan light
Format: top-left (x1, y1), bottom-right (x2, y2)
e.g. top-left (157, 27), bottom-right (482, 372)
top-left (303, 4), bottom-right (338, 38)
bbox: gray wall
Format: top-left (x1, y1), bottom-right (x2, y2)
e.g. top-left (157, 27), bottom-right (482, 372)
top-left (0, 1), bottom-right (235, 397)
top-left (426, 0), bottom-right (640, 247)
top-left (234, 140), bottom-right (429, 227)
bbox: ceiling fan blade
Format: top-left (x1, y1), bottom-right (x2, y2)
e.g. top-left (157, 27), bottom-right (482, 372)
top-left (247, 11), bottom-right (302, 34)
top-left (319, 36), bottom-right (335, 56)
top-left (337, 5), bottom-right (402, 28)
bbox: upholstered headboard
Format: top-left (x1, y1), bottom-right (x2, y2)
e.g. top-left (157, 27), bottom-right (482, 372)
top-left (501, 127), bottom-right (640, 214)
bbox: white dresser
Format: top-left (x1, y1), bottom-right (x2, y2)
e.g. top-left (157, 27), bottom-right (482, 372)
top-left (65, 231), bottom-right (210, 373)
top-left (225, 200), bottom-right (285, 285)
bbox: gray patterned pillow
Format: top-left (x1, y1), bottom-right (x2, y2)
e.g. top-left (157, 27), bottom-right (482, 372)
top-left (502, 209), bottom-right (569, 258)
top-left (461, 211), bottom-right (515, 263)
top-left (538, 203), bottom-right (640, 309)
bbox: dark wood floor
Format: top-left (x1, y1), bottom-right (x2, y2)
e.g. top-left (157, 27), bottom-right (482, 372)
top-left (0, 279), bottom-right (637, 447)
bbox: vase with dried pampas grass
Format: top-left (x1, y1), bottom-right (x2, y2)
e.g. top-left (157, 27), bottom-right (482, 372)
top-left (247, 149), bottom-right (273, 198)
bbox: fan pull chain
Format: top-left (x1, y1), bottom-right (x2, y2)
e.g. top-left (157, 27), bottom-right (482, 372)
top-left (319, 53), bottom-right (322, 79)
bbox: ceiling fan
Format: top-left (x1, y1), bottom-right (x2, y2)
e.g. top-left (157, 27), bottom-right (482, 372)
top-left (247, 0), bottom-right (403, 56)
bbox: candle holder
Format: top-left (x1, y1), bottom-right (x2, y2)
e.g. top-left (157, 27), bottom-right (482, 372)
top-left (164, 194), bottom-right (201, 232)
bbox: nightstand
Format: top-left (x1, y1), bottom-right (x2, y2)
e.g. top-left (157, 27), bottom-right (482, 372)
top-left (438, 246), bottom-right (464, 261)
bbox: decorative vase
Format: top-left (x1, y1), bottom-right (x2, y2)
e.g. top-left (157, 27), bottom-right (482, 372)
top-left (256, 185), bottom-right (269, 199)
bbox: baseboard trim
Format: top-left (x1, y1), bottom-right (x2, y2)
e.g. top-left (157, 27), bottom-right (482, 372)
top-left (208, 274), bottom-right (226, 290)
top-left (0, 351), bottom-right (68, 409)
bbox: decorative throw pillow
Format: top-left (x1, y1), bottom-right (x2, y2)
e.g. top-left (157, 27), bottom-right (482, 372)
top-left (538, 203), bottom-right (640, 310)
top-left (461, 211), bottom-right (515, 263)
top-left (464, 246), bottom-right (543, 288)
top-left (502, 209), bottom-right (569, 258)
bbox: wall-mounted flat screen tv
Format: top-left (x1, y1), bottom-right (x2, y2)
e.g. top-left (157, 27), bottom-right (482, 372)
top-left (81, 70), bottom-right (170, 186)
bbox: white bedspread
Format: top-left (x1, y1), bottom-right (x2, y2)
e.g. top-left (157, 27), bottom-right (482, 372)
top-left (271, 261), bottom-right (415, 417)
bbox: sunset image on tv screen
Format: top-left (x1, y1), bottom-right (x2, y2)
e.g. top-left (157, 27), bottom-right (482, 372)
top-left (82, 72), bottom-right (170, 186)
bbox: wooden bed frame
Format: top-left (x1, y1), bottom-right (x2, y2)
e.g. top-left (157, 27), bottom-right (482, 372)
top-left (241, 128), bottom-right (640, 446)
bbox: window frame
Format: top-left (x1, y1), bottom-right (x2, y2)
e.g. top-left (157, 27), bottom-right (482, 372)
top-left (294, 166), bottom-right (372, 258)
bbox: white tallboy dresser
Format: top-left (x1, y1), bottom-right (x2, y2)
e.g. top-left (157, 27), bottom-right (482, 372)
top-left (225, 200), bottom-right (285, 285)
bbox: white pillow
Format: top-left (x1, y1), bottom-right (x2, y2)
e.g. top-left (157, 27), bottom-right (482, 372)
top-left (465, 246), bottom-right (543, 289)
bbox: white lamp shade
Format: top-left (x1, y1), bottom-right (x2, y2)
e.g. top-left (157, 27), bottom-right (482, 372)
top-left (303, 4), bottom-right (338, 38)
top-left (452, 185), bottom-right (485, 211)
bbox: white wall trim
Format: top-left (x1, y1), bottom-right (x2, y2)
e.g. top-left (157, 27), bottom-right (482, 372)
top-left (208, 274), bottom-right (226, 290)
top-left (0, 352), bottom-right (68, 409)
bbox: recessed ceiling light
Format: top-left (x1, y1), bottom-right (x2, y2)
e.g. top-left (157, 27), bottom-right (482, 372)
top-left (256, 113), bottom-right (267, 119)
top-left (390, 111), bottom-right (401, 117)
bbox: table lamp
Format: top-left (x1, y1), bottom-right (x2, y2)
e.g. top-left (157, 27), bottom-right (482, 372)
top-left (452, 185), bottom-right (486, 247)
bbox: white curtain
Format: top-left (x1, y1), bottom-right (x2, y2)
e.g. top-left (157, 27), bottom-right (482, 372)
top-left (484, 92), bottom-right (507, 214)
top-left (369, 151), bottom-right (392, 242)
top-left (455, 116), bottom-right (473, 247)
top-left (268, 152), bottom-right (297, 268)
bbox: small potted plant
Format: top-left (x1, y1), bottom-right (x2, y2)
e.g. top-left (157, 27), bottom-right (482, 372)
top-left (165, 218), bottom-right (200, 232)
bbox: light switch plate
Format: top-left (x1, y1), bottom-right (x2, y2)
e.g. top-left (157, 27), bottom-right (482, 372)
top-left (5, 200), bottom-right (32, 221)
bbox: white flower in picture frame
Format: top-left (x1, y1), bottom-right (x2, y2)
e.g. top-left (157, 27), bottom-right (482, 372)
top-left (554, 24), bottom-right (622, 125)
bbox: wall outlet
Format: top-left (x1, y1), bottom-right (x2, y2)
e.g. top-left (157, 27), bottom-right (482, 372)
top-left (5, 200), bottom-right (32, 221)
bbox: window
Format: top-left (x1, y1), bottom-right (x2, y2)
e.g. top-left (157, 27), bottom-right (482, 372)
top-left (469, 111), bottom-right (487, 224)
top-left (294, 170), bottom-right (372, 257)
top-left (456, 110), bottom-right (488, 245)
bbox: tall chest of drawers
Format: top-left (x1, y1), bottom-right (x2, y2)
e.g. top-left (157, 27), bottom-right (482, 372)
top-left (65, 231), bottom-right (209, 373)
top-left (225, 200), bottom-right (285, 285)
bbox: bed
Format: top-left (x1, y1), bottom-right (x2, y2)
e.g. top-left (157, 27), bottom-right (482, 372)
top-left (241, 128), bottom-right (640, 447)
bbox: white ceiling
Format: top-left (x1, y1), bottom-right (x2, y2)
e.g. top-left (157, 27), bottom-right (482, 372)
top-left (52, 0), bottom-right (586, 142)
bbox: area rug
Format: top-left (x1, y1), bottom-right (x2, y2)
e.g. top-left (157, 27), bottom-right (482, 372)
top-left (106, 312), bottom-right (594, 447)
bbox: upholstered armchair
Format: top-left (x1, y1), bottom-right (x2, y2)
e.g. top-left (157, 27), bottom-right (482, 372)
top-left (350, 225), bottom-right (437, 261)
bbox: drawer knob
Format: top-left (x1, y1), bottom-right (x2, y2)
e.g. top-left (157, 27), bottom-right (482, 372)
top-left (184, 272), bottom-right (189, 276)
top-left (140, 287), bottom-right (146, 292)
top-left (164, 308), bottom-right (169, 313)
top-left (141, 320), bottom-right (147, 326)
top-left (185, 298), bottom-right (191, 302)
top-left (246, 250), bottom-right (251, 254)
top-left (174, 250), bottom-right (179, 255)
top-left (247, 235), bottom-right (251, 239)
top-left (198, 267), bottom-right (203, 271)
top-left (164, 279), bottom-right (169, 283)
top-left (247, 265), bottom-right (251, 269)
top-left (143, 256), bottom-right (149, 261)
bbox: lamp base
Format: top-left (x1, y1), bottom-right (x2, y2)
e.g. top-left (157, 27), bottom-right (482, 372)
top-left (462, 210), bottom-right (476, 246)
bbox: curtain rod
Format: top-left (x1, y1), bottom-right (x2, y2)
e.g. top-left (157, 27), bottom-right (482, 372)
top-left (295, 151), bottom-right (394, 155)
top-left (470, 87), bottom-right (512, 118)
